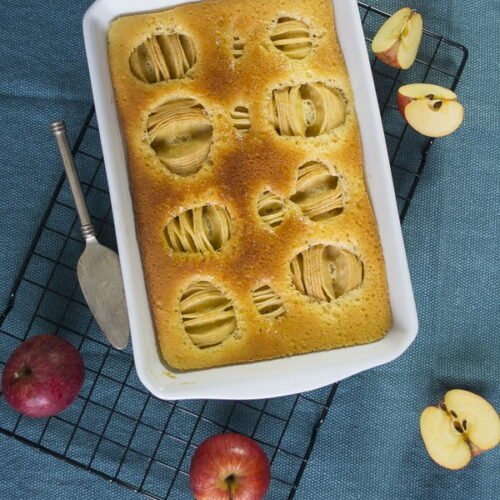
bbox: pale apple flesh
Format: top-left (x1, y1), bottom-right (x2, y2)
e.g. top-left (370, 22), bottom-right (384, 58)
top-left (420, 407), bottom-right (472, 470)
top-left (444, 389), bottom-right (500, 455)
top-left (397, 83), bottom-right (464, 138)
top-left (372, 7), bottom-right (423, 69)
top-left (420, 389), bottom-right (500, 470)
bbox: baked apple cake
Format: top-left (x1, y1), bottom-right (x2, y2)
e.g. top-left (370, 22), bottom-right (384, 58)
top-left (108, 0), bottom-right (392, 370)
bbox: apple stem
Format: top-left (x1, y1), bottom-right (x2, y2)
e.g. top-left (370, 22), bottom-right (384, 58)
top-left (226, 475), bottom-right (235, 500)
top-left (14, 366), bottom-right (32, 380)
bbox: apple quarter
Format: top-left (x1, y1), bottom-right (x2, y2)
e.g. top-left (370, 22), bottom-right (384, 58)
top-left (83, 0), bottom-right (418, 400)
top-left (371, 7), bottom-right (423, 70)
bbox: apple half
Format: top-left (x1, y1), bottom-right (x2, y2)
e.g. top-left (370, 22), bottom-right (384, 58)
top-left (420, 389), bottom-right (500, 470)
top-left (397, 83), bottom-right (464, 137)
top-left (372, 7), bottom-right (423, 69)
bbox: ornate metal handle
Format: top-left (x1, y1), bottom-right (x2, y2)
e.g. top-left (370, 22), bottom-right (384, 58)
top-left (50, 121), bottom-right (96, 242)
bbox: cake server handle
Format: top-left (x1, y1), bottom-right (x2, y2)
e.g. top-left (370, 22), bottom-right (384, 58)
top-left (50, 122), bottom-right (96, 242)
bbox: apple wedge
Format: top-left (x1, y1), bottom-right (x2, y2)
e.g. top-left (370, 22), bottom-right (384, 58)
top-left (397, 83), bottom-right (464, 137)
top-left (372, 7), bottom-right (423, 69)
top-left (420, 389), bottom-right (500, 470)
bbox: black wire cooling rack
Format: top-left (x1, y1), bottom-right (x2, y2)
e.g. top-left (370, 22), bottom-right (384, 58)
top-left (0, 4), bottom-right (467, 499)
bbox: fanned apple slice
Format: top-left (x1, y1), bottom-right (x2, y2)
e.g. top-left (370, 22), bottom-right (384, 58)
top-left (164, 205), bottom-right (231, 253)
top-left (270, 86), bottom-right (307, 137)
top-left (251, 285), bottom-right (285, 318)
top-left (191, 207), bottom-right (212, 252)
top-left (290, 254), bottom-right (305, 295)
top-left (184, 314), bottom-right (236, 347)
top-left (177, 210), bottom-right (198, 252)
top-left (271, 89), bottom-right (288, 134)
top-left (149, 108), bottom-right (210, 142)
top-left (300, 191), bottom-right (342, 220)
top-left (230, 105), bottom-right (251, 133)
top-left (301, 83), bottom-right (346, 136)
top-left (203, 205), bottom-right (232, 251)
top-left (287, 86), bottom-right (307, 136)
top-left (372, 7), bottom-right (423, 69)
top-left (270, 83), bottom-right (346, 137)
top-left (147, 98), bottom-right (213, 176)
top-left (397, 83), bottom-right (464, 138)
top-left (180, 35), bottom-right (197, 69)
top-left (180, 282), bottom-right (223, 312)
top-left (130, 33), bottom-right (196, 83)
top-left (270, 17), bottom-right (312, 59)
top-left (257, 191), bottom-right (286, 228)
top-left (149, 37), bottom-right (170, 81)
top-left (159, 138), bottom-right (211, 176)
top-left (232, 36), bottom-right (245, 59)
top-left (327, 248), bottom-right (363, 297)
top-left (158, 34), bottom-right (184, 79)
top-left (290, 162), bottom-right (344, 220)
top-left (180, 281), bottom-right (236, 348)
top-left (305, 245), bottom-right (327, 300)
top-left (290, 245), bottom-right (362, 301)
top-left (130, 37), bottom-right (168, 83)
top-left (129, 42), bottom-right (158, 83)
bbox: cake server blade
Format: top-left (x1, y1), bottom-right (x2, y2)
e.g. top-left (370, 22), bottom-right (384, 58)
top-left (51, 121), bottom-right (129, 350)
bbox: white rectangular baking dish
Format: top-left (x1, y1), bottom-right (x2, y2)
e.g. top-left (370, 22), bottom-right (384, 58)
top-left (83, 0), bottom-right (418, 400)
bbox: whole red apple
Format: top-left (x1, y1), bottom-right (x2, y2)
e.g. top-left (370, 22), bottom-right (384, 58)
top-left (189, 433), bottom-right (271, 500)
top-left (1, 334), bottom-right (84, 418)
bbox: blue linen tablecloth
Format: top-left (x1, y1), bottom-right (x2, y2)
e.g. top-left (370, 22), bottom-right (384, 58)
top-left (0, 0), bottom-right (498, 499)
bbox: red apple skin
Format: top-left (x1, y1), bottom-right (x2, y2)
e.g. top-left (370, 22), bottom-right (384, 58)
top-left (189, 433), bottom-right (271, 500)
top-left (1, 335), bottom-right (84, 418)
top-left (375, 43), bottom-right (400, 69)
top-left (396, 92), bottom-right (412, 118)
top-left (470, 443), bottom-right (486, 458)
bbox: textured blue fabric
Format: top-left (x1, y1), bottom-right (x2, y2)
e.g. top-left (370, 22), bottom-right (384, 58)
top-left (299, 1), bottom-right (500, 499)
top-left (0, 1), bottom-right (498, 499)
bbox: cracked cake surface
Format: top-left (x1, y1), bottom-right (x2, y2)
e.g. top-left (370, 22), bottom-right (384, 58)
top-left (108, 0), bottom-right (392, 371)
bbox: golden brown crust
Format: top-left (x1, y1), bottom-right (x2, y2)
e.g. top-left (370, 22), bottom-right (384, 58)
top-left (108, 0), bottom-right (392, 370)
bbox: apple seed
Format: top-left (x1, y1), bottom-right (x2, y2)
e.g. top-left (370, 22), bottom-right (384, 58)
top-left (438, 401), bottom-right (447, 412)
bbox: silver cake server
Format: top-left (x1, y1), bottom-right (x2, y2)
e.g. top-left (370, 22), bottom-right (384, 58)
top-left (51, 121), bottom-right (129, 350)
